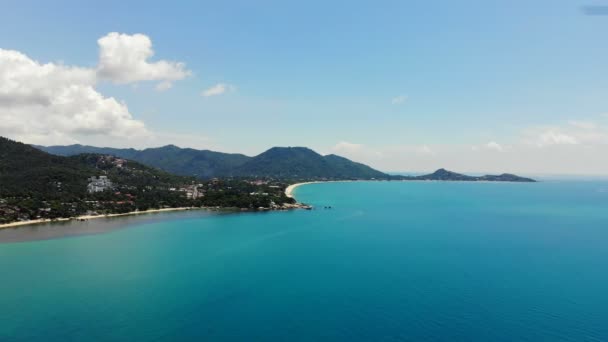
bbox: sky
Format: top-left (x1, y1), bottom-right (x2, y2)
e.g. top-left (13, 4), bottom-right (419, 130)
top-left (1, 0), bottom-right (607, 174)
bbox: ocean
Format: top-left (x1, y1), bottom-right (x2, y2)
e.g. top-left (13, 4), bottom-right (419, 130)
top-left (1, 181), bottom-right (607, 341)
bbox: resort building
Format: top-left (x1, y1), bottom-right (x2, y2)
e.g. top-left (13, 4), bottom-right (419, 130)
top-left (87, 176), bottom-right (113, 193)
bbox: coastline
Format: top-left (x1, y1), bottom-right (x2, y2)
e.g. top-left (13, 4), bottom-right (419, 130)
top-left (285, 179), bottom-right (534, 200)
top-left (0, 207), bottom-right (196, 230)
top-left (1, 179), bottom-right (534, 230)
top-left (285, 180), bottom-right (358, 199)
top-left (285, 182), bottom-right (322, 199)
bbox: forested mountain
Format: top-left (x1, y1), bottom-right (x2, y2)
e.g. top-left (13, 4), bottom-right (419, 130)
top-left (1, 137), bottom-right (195, 199)
top-left (1, 137), bottom-right (91, 199)
top-left (230, 147), bottom-right (388, 179)
top-left (33, 144), bottom-right (140, 159)
top-left (37, 144), bottom-right (389, 180)
top-left (124, 145), bottom-right (251, 178)
top-left (36, 144), bottom-right (250, 178)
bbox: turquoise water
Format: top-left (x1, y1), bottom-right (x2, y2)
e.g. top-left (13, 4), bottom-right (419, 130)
top-left (1, 181), bottom-right (607, 341)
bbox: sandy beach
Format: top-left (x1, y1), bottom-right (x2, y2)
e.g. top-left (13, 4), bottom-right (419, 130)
top-left (0, 207), bottom-right (196, 230)
top-left (285, 180), bottom-right (359, 199)
top-left (284, 182), bottom-right (322, 198)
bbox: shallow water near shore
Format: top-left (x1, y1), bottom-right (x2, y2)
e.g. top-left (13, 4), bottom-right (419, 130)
top-left (1, 181), bottom-right (607, 341)
top-left (0, 209), bottom-right (225, 243)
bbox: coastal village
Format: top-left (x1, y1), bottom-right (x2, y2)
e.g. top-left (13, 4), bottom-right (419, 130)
top-left (1, 154), bottom-right (311, 225)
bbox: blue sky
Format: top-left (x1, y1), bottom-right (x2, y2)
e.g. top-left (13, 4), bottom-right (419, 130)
top-left (1, 0), bottom-right (607, 174)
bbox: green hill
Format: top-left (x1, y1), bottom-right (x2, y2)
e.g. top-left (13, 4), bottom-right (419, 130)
top-left (231, 147), bottom-right (388, 179)
top-left (1, 137), bottom-right (196, 200)
top-left (1, 137), bottom-right (91, 199)
top-left (37, 145), bottom-right (389, 180)
top-left (36, 144), bottom-right (250, 178)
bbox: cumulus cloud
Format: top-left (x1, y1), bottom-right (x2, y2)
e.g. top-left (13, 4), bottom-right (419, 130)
top-left (391, 95), bottom-right (407, 105)
top-left (201, 83), bottom-right (235, 97)
top-left (0, 48), bottom-right (148, 145)
top-left (97, 32), bottom-right (191, 88)
top-left (0, 32), bottom-right (196, 146)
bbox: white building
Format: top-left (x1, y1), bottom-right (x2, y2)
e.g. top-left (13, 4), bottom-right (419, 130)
top-left (87, 176), bottom-right (113, 193)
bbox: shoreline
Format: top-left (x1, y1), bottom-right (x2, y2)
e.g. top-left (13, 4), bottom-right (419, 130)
top-left (0, 199), bottom-right (314, 230)
top-left (285, 178), bottom-right (534, 200)
top-left (0, 207), bottom-right (197, 230)
top-left (285, 180), bottom-right (357, 200)
top-left (285, 182), bottom-right (322, 199)
top-left (3, 180), bottom-right (531, 230)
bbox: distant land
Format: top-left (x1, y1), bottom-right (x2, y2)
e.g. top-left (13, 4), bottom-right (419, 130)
top-left (36, 144), bottom-right (535, 182)
top-left (396, 168), bottom-right (536, 183)
top-left (36, 144), bottom-right (385, 179)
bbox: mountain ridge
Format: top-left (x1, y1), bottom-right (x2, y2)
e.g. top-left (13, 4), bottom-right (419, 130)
top-left (35, 144), bottom-right (536, 182)
top-left (36, 144), bottom-right (390, 180)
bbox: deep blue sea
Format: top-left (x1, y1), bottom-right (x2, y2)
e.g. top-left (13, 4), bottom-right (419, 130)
top-left (1, 181), bottom-right (608, 341)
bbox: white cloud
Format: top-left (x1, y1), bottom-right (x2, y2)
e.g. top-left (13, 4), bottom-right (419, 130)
top-left (97, 32), bottom-right (191, 89)
top-left (330, 141), bottom-right (386, 161)
top-left (569, 120), bottom-right (597, 130)
top-left (521, 118), bottom-right (608, 148)
top-left (472, 141), bottom-right (506, 152)
top-left (332, 141), bottom-right (364, 154)
top-left (0, 32), bottom-right (198, 146)
top-left (486, 141), bottom-right (504, 151)
top-left (391, 95), bottom-right (407, 105)
top-left (201, 83), bottom-right (235, 97)
top-left (325, 140), bottom-right (608, 175)
top-left (536, 130), bottom-right (579, 146)
top-left (415, 145), bottom-right (435, 155)
top-left (0, 48), bottom-right (148, 145)
top-left (326, 119), bottom-right (608, 174)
